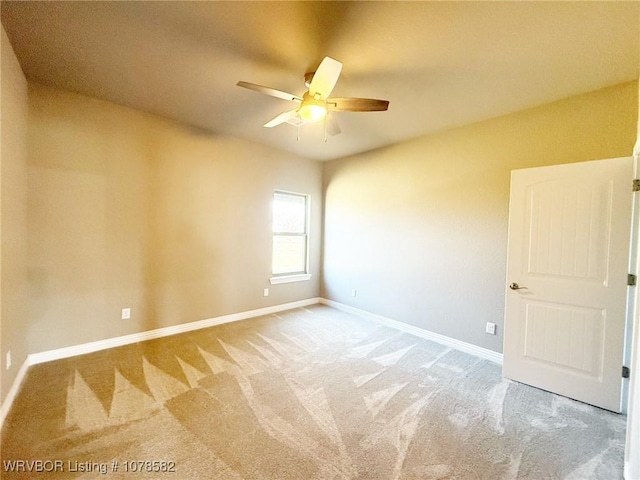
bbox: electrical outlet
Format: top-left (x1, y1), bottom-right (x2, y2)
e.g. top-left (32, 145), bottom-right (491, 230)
top-left (485, 322), bottom-right (497, 335)
top-left (351, 289), bottom-right (357, 297)
top-left (263, 288), bottom-right (269, 297)
top-left (6, 350), bottom-right (11, 370)
top-left (121, 308), bottom-right (131, 320)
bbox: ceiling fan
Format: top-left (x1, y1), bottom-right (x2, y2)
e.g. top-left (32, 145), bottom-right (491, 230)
top-left (237, 57), bottom-right (389, 140)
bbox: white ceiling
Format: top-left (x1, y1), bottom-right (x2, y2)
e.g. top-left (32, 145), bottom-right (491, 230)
top-left (2, 1), bottom-right (639, 161)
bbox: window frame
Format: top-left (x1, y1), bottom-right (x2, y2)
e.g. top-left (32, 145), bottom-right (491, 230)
top-left (270, 190), bottom-right (312, 284)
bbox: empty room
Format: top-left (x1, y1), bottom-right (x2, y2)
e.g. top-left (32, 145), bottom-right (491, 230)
top-left (1, 2), bottom-right (640, 479)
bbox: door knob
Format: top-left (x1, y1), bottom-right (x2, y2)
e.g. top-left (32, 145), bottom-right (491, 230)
top-left (509, 282), bottom-right (528, 290)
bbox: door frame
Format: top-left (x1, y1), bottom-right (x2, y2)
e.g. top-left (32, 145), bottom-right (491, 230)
top-left (622, 156), bottom-right (640, 414)
top-left (624, 153), bottom-right (640, 479)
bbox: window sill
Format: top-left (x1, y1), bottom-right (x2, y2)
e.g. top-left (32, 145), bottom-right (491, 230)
top-left (270, 274), bottom-right (312, 285)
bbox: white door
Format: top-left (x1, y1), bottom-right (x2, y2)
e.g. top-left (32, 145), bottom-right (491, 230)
top-left (503, 157), bottom-right (633, 412)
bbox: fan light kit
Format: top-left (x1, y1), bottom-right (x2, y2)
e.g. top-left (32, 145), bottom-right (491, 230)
top-left (237, 57), bottom-right (389, 141)
top-left (298, 94), bottom-right (327, 123)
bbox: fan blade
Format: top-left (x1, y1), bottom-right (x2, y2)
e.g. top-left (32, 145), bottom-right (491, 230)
top-left (327, 97), bottom-right (389, 112)
top-left (308, 57), bottom-right (342, 99)
top-left (327, 115), bottom-right (341, 136)
top-left (264, 109), bottom-right (299, 128)
top-left (237, 81), bottom-right (303, 102)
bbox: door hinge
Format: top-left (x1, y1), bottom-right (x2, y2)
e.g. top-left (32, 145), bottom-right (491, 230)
top-left (628, 274), bottom-right (637, 286)
top-left (634, 179), bottom-right (640, 192)
top-left (623, 366), bottom-right (630, 379)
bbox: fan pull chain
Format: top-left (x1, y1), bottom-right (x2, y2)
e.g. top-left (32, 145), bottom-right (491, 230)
top-left (297, 125), bottom-right (300, 142)
top-left (324, 115), bottom-right (328, 143)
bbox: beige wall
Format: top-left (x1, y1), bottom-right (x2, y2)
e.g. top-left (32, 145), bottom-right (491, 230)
top-left (322, 81), bottom-right (638, 353)
top-left (0, 27), bottom-right (29, 403)
top-left (27, 83), bottom-right (322, 353)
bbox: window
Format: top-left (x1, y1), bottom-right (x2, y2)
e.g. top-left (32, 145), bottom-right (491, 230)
top-left (271, 191), bottom-right (311, 283)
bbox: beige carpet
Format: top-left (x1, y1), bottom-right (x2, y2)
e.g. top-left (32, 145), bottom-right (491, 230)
top-left (1, 305), bottom-right (626, 479)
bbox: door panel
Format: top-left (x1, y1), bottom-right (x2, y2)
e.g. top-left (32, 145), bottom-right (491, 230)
top-left (503, 157), bottom-right (633, 412)
top-left (527, 180), bottom-right (611, 282)
top-left (522, 300), bottom-right (604, 379)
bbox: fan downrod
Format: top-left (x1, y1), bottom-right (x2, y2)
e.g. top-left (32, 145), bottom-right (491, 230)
top-left (304, 72), bottom-right (315, 88)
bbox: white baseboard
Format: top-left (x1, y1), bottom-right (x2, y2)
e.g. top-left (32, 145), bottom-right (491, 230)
top-left (1, 298), bottom-right (320, 430)
top-left (320, 298), bottom-right (503, 364)
top-left (0, 357), bottom-right (30, 429)
top-left (2, 296), bottom-right (501, 431)
top-left (29, 298), bottom-right (321, 365)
